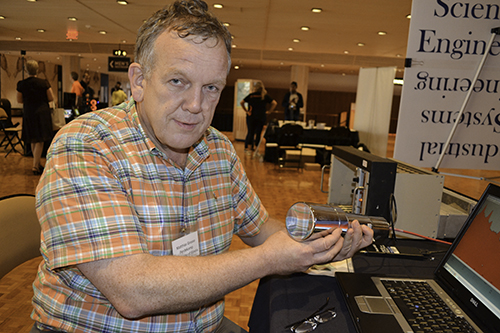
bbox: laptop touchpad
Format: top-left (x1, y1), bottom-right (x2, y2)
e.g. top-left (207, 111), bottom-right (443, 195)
top-left (354, 296), bottom-right (396, 315)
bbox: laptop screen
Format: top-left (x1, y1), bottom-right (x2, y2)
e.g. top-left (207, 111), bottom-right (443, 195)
top-left (437, 184), bottom-right (500, 330)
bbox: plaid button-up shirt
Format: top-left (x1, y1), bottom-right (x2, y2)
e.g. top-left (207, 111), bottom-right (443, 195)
top-left (32, 99), bottom-right (267, 332)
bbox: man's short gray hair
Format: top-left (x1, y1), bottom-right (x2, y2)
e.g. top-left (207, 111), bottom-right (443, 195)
top-left (134, 0), bottom-right (232, 78)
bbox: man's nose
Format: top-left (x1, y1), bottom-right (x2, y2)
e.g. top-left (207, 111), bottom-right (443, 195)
top-left (182, 88), bottom-right (203, 114)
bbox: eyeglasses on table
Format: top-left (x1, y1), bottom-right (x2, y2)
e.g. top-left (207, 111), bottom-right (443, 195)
top-left (284, 297), bottom-right (337, 333)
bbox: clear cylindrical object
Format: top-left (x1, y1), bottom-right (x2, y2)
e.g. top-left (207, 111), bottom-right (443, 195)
top-left (286, 202), bottom-right (390, 241)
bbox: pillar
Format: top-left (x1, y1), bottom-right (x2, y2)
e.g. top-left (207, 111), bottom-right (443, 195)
top-left (62, 56), bottom-right (80, 94)
top-left (290, 65), bottom-right (309, 120)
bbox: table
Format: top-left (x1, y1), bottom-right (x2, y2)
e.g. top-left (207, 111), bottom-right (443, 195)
top-left (0, 256), bottom-right (42, 333)
top-left (265, 126), bottom-right (359, 147)
top-left (263, 125), bottom-right (360, 165)
top-left (247, 239), bottom-right (450, 333)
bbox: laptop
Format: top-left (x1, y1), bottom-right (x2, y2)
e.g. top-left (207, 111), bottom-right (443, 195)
top-left (336, 183), bottom-right (500, 333)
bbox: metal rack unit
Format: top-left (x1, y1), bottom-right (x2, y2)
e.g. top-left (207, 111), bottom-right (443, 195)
top-left (328, 146), bottom-right (397, 224)
top-left (327, 146), bottom-right (459, 238)
top-left (390, 160), bottom-right (444, 238)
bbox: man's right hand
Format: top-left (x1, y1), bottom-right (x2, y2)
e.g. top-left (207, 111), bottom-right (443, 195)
top-left (258, 220), bottom-right (373, 276)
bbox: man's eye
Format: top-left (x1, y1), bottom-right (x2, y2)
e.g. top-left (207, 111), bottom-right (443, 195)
top-left (170, 79), bottom-right (182, 85)
top-left (207, 85), bottom-right (219, 92)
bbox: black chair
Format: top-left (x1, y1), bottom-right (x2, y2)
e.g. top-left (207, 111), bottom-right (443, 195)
top-left (328, 126), bottom-right (353, 146)
top-left (0, 107), bottom-right (24, 157)
top-left (0, 98), bottom-right (12, 119)
top-left (277, 123), bottom-right (304, 169)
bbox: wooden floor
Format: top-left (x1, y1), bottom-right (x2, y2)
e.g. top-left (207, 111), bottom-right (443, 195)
top-left (1, 132), bottom-right (499, 332)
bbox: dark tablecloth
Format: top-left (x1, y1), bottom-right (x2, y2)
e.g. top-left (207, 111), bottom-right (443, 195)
top-left (263, 126), bottom-right (360, 164)
top-left (265, 126), bottom-right (359, 147)
top-left (248, 239), bottom-right (450, 333)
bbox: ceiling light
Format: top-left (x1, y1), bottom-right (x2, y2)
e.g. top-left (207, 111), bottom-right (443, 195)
top-left (234, 65), bottom-right (240, 70)
top-left (68, 17), bottom-right (77, 21)
top-left (213, 4), bottom-right (223, 9)
top-left (231, 44), bottom-right (236, 48)
top-left (37, 29), bottom-right (45, 33)
top-left (98, 30), bottom-right (107, 34)
top-left (122, 40), bottom-right (127, 43)
top-left (406, 14), bottom-right (411, 19)
top-left (311, 8), bottom-right (322, 13)
top-left (301, 26), bottom-right (309, 31)
top-left (15, 37), bottom-right (22, 40)
top-left (113, 49), bottom-right (127, 56)
top-left (344, 50), bottom-right (349, 54)
top-left (223, 22), bottom-right (230, 27)
top-left (117, 0), bottom-right (128, 4)
top-left (378, 31), bottom-right (387, 35)
top-left (293, 39), bottom-right (300, 43)
top-left (288, 47), bottom-right (294, 51)
top-left (357, 42), bottom-right (365, 46)
top-left (27, 0), bottom-right (37, 2)
top-left (393, 79), bottom-right (404, 85)
top-left (0, 15), bottom-right (5, 20)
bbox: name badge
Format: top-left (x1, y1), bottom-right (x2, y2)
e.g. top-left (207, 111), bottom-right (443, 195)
top-left (172, 231), bottom-right (200, 256)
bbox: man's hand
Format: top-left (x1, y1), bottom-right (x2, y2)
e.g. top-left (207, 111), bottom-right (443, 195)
top-left (257, 219), bottom-right (373, 275)
top-left (331, 220), bottom-right (373, 261)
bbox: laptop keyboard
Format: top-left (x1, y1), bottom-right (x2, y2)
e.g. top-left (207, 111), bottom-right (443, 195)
top-left (381, 280), bottom-right (478, 333)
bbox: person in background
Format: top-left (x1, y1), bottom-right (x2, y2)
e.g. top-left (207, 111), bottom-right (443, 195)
top-left (240, 81), bottom-right (277, 153)
top-left (80, 72), bottom-right (90, 95)
top-left (111, 81), bottom-right (122, 94)
top-left (31, 1), bottom-right (373, 332)
top-left (282, 81), bottom-right (304, 121)
top-left (112, 87), bottom-right (128, 106)
top-left (70, 71), bottom-right (84, 108)
top-left (16, 60), bottom-right (54, 175)
top-left (80, 72), bottom-right (95, 114)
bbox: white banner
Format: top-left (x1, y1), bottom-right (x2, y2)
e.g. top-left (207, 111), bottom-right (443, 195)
top-left (394, 0), bottom-right (500, 170)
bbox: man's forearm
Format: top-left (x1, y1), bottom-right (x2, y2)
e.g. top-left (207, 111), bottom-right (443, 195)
top-left (241, 217), bottom-right (284, 247)
top-left (77, 244), bottom-right (273, 319)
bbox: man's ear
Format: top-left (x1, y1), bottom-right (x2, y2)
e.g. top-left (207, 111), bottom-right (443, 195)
top-left (128, 62), bottom-right (145, 102)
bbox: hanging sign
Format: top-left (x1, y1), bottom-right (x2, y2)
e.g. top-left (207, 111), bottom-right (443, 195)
top-left (108, 56), bottom-right (130, 72)
top-left (394, 0), bottom-right (500, 170)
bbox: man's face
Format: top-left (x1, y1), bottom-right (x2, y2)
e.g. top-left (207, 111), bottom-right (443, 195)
top-left (130, 31), bottom-right (228, 160)
top-left (290, 84), bottom-right (297, 93)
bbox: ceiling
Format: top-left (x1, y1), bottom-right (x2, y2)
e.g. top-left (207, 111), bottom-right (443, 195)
top-left (0, 0), bottom-right (412, 77)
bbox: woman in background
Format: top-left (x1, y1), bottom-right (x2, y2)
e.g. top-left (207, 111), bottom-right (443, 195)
top-left (16, 60), bottom-right (54, 175)
top-left (240, 81), bottom-right (277, 153)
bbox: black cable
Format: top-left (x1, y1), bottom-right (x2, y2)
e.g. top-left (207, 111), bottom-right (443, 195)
top-left (389, 193), bottom-right (398, 242)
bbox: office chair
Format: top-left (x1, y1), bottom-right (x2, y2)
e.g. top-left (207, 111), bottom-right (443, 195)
top-left (0, 107), bottom-right (24, 157)
top-left (277, 123), bottom-right (304, 169)
top-left (328, 126), bottom-right (353, 146)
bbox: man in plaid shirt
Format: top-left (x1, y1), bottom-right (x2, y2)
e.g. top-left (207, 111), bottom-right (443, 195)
top-left (31, 1), bottom-right (373, 332)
